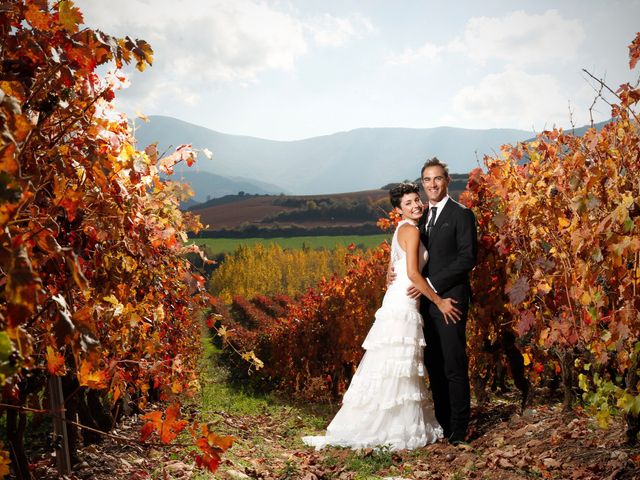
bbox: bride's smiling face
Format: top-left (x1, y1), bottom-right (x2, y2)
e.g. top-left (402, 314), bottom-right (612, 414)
top-left (396, 192), bottom-right (424, 221)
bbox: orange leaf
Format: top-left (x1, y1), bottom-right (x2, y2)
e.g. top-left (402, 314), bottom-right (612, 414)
top-left (0, 143), bottom-right (19, 177)
top-left (140, 403), bottom-right (188, 444)
top-left (78, 360), bottom-right (108, 389)
top-left (0, 81), bottom-right (27, 103)
top-left (46, 346), bottom-right (66, 376)
top-left (198, 423), bottom-right (234, 452)
top-left (160, 403), bottom-right (188, 443)
top-left (140, 411), bottom-right (162, 441)
top-left (206, 432), bottom-right (234, 451)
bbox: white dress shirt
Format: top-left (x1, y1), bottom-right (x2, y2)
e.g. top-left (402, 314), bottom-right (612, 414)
top-left (426, 195), bottom-right (449, 227)
top-left (425, 195), bottom-right (450, 293)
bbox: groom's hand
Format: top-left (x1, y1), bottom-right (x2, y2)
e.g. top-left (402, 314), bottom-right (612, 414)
top-left (406, 285), bottom-right (422, 299)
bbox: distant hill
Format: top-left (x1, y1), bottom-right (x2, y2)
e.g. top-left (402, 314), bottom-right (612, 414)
top-left (189, 178), bottom-right (468, 236)
top-left (192, 190), bottom-right (388, 233)
top-left (138, 116), bottom-right (613, 200)
top-left (135, 116), bottom-right (536, 195)
top-left (164, 170), bottom-right (285, 203)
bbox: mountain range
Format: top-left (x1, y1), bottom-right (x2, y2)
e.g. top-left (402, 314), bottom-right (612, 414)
top-left (163, 171), bottom-right (283, 203)
top-left (135, 115), bottom-right (608, 199)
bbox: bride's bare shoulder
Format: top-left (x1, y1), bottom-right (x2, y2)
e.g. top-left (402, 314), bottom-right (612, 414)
top-left (396, 222), bottom-right (419, 239)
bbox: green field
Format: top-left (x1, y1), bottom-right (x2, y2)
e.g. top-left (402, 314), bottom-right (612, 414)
top-left (191, 234), bottom-right (390, 255)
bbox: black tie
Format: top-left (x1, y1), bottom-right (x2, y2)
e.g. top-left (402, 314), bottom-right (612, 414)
top-left (427, 206), bottom-right (437, 238)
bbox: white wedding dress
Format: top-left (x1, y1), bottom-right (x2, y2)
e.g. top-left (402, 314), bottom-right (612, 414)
top-left (302, 219), bottom-right (443, 451)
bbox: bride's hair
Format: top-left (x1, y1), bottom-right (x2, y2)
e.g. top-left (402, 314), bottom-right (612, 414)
top-left (389, 182), bottom-right (420, 208)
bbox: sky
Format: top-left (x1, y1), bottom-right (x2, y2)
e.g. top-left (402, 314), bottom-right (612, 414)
top-left (76, 0), bottom-right (640, 141)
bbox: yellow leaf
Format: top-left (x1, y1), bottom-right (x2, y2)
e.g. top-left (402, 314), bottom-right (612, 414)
top-left (536, 281), bottom-right (552, 295)
top-left (103, 294), bottom-right (119, 305)
top-left (241, 350), bottom-right (264, 370)
top-left (522, 353), bottom-right (531, 366)
top-left (103, 295), bottom-right (124, 316)
top-left (217, 325), bottom-right (229, 341)
top-left (617, 393), bottom-right (635, 413)
top-left (580, 291), bottom-right (591, 306)
top-left (596, 409), bottom-right (610, 429)
top-left (58, 0), bottom-right (83, 32)
top-left (0, 443), bottom-right (11, 478)
top-left (578, 373), bottom-right (589, 392)
top-left (558, 216), bottom-right (570, 228)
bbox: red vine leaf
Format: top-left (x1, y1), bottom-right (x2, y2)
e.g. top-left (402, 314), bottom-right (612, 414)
top-left (629, 31), bottom-right (640, 69)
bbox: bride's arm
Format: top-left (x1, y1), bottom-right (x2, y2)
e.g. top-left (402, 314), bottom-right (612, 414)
top-left (399, 225), bottom-right (461, 324)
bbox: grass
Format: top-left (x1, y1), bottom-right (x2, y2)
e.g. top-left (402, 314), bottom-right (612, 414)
top-left (191, 234), bottom-right (389, 255)
top-left (342, 446), bottom-right (396, 476)
top-left (195, 330), bottom-right (333, 474)
top-left (198, 335), bottom-right (330, 421)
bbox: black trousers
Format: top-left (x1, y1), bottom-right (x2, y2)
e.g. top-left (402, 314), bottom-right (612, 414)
top-left (422, 300), bottom-right (470, 439)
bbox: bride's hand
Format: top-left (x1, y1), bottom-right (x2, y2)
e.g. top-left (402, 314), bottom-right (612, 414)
top-left (406, 285), bottom-right (422, 299)
top-left (436, 297), bottom-right (462, 324)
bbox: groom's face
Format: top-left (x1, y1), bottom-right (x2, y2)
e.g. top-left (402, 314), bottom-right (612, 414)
top-left (421, 165), bottom-right (449, 205)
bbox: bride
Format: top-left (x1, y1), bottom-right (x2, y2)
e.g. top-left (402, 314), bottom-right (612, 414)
top-left (302, 182), bottom-right (461, 451)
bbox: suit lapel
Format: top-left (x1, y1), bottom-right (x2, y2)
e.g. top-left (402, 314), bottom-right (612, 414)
top-left (427, 199), bottom-right (454, 249)
top-left (418, 210), bottom-right (429, 246)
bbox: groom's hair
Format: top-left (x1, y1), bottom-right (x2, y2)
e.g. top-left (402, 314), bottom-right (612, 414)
top-left (389, 182), bottom-right (420, 208)
top-left (421, 157), bottom-right (449, 178)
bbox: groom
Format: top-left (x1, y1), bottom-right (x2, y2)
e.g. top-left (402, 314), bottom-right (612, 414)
top-left (411, 157), bottom-right (477, 445)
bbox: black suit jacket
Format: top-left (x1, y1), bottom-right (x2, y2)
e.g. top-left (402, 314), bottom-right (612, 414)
top-left (418, 198), bottom-right (477, 303)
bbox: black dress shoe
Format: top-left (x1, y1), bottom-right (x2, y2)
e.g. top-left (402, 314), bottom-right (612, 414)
top-left (447, 433), bottom-right (467, 445)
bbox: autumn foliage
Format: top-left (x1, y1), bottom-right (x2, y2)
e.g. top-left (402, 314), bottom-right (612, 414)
top-left (211, 244), bottom-right (389, 399)
top-left (460, 31), bottom-right (640, 439)
top-left (0, 1), bottom-right (230, 477)
top-left (208, 243), bottom-right (354, 302)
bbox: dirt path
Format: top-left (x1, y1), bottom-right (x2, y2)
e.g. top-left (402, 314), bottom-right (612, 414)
top-left (28, 342), bottom-right (640, 480)
top-left (210, 399), bottom-right (640, 479)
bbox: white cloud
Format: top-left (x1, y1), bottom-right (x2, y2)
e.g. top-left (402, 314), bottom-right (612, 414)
top-left (121, 80), bottom-right (200, 114)
top-left (78, 0), bottom-right (308, 82)
top-left (385, 42), bottom-right (442, 66)
top-left (76, 0), bottom-right (374, 116)
top-left (387, 9), bottom-right (585, 67)
top-left (445, 69), bottom-right (590, 130)
top-left (307, 13), bottom-right (375, 47)
top-left (459, 9), bottom-right (585, 65)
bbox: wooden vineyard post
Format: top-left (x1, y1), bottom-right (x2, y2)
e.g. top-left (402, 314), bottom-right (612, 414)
top-left (48, 376), bottom-right (72, 475)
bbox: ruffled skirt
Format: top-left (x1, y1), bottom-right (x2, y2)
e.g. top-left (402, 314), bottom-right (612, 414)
top-left (302, 301), bottom-right (443, 451)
